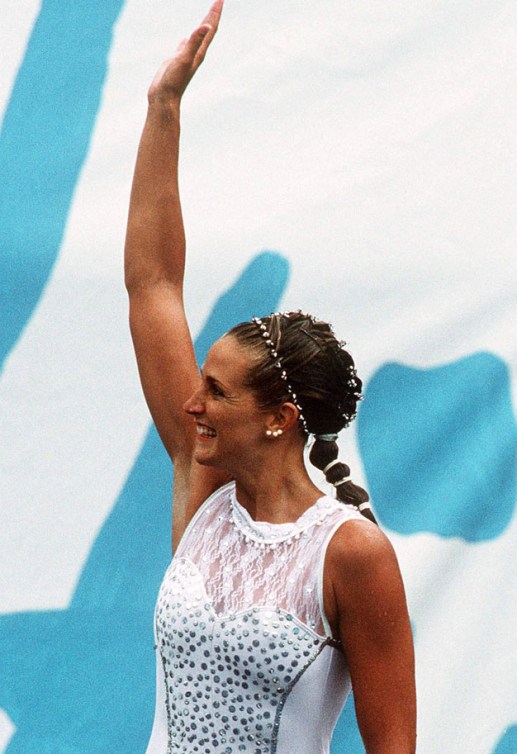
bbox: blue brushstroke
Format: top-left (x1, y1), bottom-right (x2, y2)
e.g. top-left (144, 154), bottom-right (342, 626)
top-left (0, 0), bottom-right (126, 370)
top-left (330, 695), bottom-right (365, 754)
top-left (357, 353), bottom-right (516, 541)
top-left (494, 725), bottom-right (517, 753)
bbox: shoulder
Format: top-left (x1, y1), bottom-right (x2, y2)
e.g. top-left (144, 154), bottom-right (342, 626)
top-left (327, 517), bottom-right (397, 573)
top-left (325, 518), bottom-right (404, 609)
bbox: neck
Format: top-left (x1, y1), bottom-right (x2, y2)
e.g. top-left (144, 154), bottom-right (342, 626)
top-left (230, 448), bottom-right (323, 524)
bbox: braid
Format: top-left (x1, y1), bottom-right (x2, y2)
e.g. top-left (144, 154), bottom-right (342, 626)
top-left (309, 436), bottom-right (377, 524)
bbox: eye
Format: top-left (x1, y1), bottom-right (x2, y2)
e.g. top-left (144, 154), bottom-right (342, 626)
top-left (208, 382), bottom-right (225, 398)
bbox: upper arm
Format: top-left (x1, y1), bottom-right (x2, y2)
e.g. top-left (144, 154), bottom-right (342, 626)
top-left (326, 522), bottom-right (416, 754)
top-left (128, 283), bottom-right (230, 544)
top-left (128, 282), bottom-right (198, 459)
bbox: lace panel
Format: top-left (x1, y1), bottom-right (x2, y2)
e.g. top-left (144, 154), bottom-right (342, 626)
top-left (176, 483), bottom-right (362, 636)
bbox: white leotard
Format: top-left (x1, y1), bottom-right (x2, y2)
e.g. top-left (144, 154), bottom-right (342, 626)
top-left (145, 481), bottom-right (364, 754)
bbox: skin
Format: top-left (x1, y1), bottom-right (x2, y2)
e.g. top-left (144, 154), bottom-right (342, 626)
top-left (124, 2), bottom-right (416, 751)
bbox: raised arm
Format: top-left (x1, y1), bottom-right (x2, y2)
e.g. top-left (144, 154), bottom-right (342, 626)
top-left (124, 0), bottom-right (227, 548)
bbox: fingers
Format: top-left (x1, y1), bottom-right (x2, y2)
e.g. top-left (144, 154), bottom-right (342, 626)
top-left (178, 1), bottom-right (223, 63)
top-left (149, 1), bottom-right (222, 100)
top-left (201, 0), bottom-right (224, 32)
top-left (195, 0), bottom-right (224, 61)
top-left (182, 24), bottom-right (211, 67)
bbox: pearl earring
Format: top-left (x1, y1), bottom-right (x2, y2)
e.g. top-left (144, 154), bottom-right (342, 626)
top-left (266, 429), bottom-right (283, 438)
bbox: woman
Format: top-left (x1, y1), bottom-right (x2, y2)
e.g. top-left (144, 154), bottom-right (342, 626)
top-left (125, 2), bottom-right (416, 752)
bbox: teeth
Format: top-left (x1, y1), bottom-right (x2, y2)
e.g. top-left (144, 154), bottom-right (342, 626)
top-left (197, 425), bottom-right (216, 438)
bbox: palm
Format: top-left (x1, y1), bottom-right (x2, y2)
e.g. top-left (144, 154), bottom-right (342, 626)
top-left (148, 0), bottom-right (223, 102)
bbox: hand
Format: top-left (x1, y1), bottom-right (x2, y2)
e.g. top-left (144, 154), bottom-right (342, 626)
top-left (148, 0), bottom-right (224, 105)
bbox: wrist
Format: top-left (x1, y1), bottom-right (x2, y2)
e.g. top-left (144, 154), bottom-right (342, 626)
top-left (146, 95), bottom-right (181, 126)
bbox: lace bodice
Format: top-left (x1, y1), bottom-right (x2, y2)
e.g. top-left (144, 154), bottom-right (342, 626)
top-left (179, 483), bottom-right (352, 634)
top-left (146, 482), bottom-right (365, 754)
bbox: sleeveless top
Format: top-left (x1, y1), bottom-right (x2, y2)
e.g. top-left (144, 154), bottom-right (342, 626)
top-left (145, 481), bottom-right (365, 754)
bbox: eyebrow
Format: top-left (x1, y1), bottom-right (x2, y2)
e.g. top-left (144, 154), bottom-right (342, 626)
top-left (201, 370), bottom-right (228, 392)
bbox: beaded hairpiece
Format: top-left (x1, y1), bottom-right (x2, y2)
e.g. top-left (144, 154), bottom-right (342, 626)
top-left (299, 326), bottom-right (362, 427)
top-left (251, 316), bottom-right (309, 435)
top-left (300, 328), bottom-right (362, 396)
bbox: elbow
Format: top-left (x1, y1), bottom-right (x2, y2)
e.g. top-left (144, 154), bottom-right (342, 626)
top-left (124, 271), bottom-right (178, 299)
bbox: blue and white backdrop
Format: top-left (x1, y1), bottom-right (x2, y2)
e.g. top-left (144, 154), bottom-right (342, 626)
top-left (1, 1), bottom-right (515, 752)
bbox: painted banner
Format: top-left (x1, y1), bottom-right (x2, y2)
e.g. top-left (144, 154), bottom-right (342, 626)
top-left (1, 1), bottom-right (515, 752)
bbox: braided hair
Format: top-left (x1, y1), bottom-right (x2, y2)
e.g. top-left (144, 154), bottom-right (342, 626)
top-left (228, 311), bottom-right (376, 524)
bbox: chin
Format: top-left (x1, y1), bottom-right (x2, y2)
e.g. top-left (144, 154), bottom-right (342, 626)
top-left (194, 455), bottom-right (215, 468)
top-left (194, 448), bottom-right (234, 477)
top-left (193, 446), bottom-right (219, 468)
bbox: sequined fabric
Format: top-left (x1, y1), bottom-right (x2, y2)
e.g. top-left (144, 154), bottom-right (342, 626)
top-left (146, 482), bottom-right (364, 754)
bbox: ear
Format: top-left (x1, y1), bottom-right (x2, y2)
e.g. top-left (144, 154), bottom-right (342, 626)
top-left (275, 402), bottom-right (301, 433)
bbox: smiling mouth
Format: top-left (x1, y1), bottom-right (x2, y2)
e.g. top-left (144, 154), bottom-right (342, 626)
top-left (196, 424), bottom-right (217, 439)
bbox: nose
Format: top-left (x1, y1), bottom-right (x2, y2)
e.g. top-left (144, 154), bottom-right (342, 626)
top-left (183, 384), bottom-right (205, 415)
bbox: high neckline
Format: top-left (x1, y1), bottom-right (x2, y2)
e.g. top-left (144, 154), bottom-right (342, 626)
top-left (230, 483), bottom-right (338, 545)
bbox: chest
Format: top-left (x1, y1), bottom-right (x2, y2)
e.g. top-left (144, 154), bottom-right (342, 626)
top-left (154, 557), bottom-right (329, 752)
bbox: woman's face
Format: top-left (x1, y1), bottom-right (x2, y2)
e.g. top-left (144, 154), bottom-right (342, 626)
top-left (183, 335), bottom-right (270, 470)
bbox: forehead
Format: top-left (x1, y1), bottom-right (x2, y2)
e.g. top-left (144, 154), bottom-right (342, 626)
top-left (203, 335), bottom-right (254, 383)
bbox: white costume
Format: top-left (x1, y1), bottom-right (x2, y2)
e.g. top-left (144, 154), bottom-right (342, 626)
top-left (146, 481), bottom-right (364, 754)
